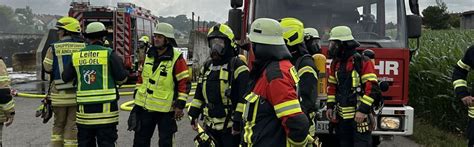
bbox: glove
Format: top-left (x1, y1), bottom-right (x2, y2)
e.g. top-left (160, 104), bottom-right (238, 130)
top-left (127, 106), bottom-right (141, 131)
top-left (4, 110), bottom-right (14, 127)
top-left (42, 99), bottom-right (53, 124)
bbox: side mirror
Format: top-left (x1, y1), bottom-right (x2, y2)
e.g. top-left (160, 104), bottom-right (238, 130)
top-left (228, 9), bottom-right (243, 40)
top-left (408, 0), bottom-right (420, 15)
top-left (406, 15), bottom-right (422, 38)
top-left (231, 0), bottom-right (243, 8)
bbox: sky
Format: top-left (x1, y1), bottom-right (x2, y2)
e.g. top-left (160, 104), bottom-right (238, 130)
top-left (0, 0), bottom-right (472, 23)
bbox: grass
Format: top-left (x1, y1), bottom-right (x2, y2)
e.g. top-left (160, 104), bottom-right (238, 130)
top-left (410, 118), bottom-right (467, 147)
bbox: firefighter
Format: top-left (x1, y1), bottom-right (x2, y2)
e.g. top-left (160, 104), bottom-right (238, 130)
top-left (187, 23), bottom-right (249, 147)
top-left (42, 16), bottom-right (84, 147)
top-left (131, 23), bottom-right (190, 147)
top-left (304, 28), bottom-right (322, 55)
top-left (135, 35), bottom-right (150, 90)
top-left (280, 18), bottom-right (318, 137)
top-left (0, 57), bottom-right (15, 147)
top-left (137, 35), bottom-right (150, 65)
top-left (452, 45), bottom-right (474, 146)
top-left (242, 18), bottom-right (311, 147)
top-left (62, 22), bottom-right (128, 147)
top-left (325, 26), bottom-right (378, 147)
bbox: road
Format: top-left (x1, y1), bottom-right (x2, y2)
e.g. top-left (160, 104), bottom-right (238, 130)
top-left (3, 82), bottom-right (421, 147)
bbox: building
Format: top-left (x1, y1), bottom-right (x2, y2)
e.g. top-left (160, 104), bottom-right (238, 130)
top-left (461, 10), bottom-right (474, 29)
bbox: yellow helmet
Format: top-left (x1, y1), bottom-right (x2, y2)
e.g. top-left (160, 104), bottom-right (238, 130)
top-left (207, 24), bottom-right (236, 48)
top-left (280, 17), bottom-right (304, 46)
top-left (329, 26), bottom-right (354, 41)
top-left (139, 36), bottom-right (150, 43)
top-left (56, 16), bottom-right (81, 33)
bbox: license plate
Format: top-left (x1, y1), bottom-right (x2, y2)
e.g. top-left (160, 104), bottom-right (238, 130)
top-left (315, 121), bottom-right (330, 133)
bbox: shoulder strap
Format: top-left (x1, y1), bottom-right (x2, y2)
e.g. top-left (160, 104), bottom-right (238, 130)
top-left (295, 54), bottom-right (313, 70)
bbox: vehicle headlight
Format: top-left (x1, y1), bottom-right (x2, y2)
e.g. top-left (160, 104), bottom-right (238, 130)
top-left (379, 116), bottom-right (401, 130)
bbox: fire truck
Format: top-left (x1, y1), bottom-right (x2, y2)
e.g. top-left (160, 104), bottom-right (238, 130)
top-left (38, 1), bottom-right (158, 81)
top-left (226, 0), bottom-right (422, 145)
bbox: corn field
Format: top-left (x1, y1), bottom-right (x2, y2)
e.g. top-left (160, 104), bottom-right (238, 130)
top-left (409, 29), bottom-right (474, 133)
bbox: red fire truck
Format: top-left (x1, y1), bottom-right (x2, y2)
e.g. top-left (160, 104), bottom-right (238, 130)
top-left (68, 1), bottom-right (158, 79)
top-left (227, 0), bottom-right (423, 145)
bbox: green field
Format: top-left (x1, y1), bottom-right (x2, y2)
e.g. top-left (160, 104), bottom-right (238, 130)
top-left (409, 29), bottom-right (474, 144)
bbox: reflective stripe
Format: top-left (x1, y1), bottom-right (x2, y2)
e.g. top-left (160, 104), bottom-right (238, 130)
top-left (297, 66), bottom-right (317, 79)
top-left (178, 92), bottom-right (188, 101)
top-left (243, 100), bottom-right (259, 145)
top-left (103, 103), bottom-right (111, 113)
top-left (76, 111), bottom-right (119, 125)
top-left (361, 73), bottom-right (377, 83)
top-left (76, 94), bottom-right (116, 104)
top-left (360, 95), bottom-right (374, 106)
top-left (51, 134), bottom-right (63, 142)
top-left (274, 99), bottom-right (302, 118)
top-left (469, 107), bottom-right (474, 118)
top-left (76, 111), bottom-right (119, 119)
top-left (64, 139), bottom-right (78, 147)
top-left (287, 136), bottom-right (308, 146)
top-left (453, 79), bottom-right (468, 89)
top-left (458, 60), bottom-right (471, 71)
top-left (234, 65), bottom-right (249, 79)
top-left (327, 95), bottom-right (336, 103)
top-left (352, 70), bottom-right (360, 88)
top-left (290, 66), bottom-right (300, 83)
top-left (219, 67), bottom-right (229, 104)
top-left (76, 117), bottom-right (119, 125)
top-left (191, 99), bottom-right (203, 108)
top-left (338, 106), bottom-right (356, 119)
top-left (328, 76), bottom-right (337, 84)
top-left (176, 70), bottom-right (190, 81)
top-left (0, 76), bottom-right (10, 82)
top-left (244, 92), bottom-right (259, 103)
top-left (0, 99), bottom-right (14, 111)
top-left (76, 89), bottom-right (116, 104)
top-left (236, 103), bottom-right (244, 113)
top-left (43, 57), bottom-right (53, 65)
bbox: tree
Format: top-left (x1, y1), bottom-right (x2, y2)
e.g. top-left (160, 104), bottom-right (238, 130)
top-left (422, 0), bottom-right (450, 30)
top-left (448, 13), bottom-right (461, 28)
top-left (0, 5), bottom-right (18, 33)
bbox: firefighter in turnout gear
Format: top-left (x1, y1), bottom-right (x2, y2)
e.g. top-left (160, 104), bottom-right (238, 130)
top-left (325, 26), bottom-right (378, 147)
top-left (242, 18), bottom-right (312, 147)
top-left (280, 18), bottom-right (319, 137)
top-left (452, 45), bottom-right (474, 146)
top-left (187, 24), bottom-right (249, 147)
top-left (62, 22), bottom-right (129, 147)
top-left (131, 22), bottom-right (190, 147)
top-left (42, 16), bottom-right (84, 147)
top-left (134, 36), bottom-right (151, 97)
top-left (304, 28), bottom-right (322, 55)
top-left (0, 57), bottom-right (15, 147)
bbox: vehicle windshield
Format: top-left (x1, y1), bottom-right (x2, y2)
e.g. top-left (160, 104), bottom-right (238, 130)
top-left (253, 0), bottom-right (407, 48)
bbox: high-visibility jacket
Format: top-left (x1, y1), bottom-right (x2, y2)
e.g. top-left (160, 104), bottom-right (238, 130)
top-left (135, 47), bottom-right (190, 112)
top-left (188, 57), bottom-right (249, 131)
top-left (327, 54), bottom-right (378, 119)
top-left (453, 45), bottom-right (474, 118)
top-left (71, 45), bottom-right (119, 125)
top-left (43, 36), bottom-right (85, 106)
top-left (242, 60), bottom-right (310, 147)
top-left (0, 59), bottom-right (14, 122)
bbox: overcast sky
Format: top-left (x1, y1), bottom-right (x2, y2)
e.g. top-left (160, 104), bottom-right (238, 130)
top-left (0, 0), bottom-right (472, 23)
